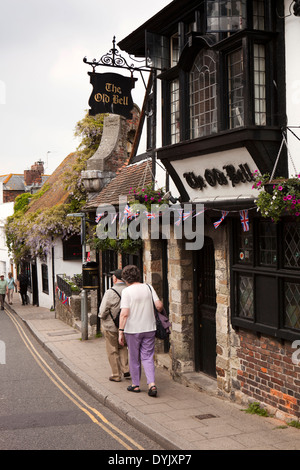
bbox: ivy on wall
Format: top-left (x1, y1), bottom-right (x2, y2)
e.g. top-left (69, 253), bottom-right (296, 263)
top-left (5, 112), bottom-right (105, 264)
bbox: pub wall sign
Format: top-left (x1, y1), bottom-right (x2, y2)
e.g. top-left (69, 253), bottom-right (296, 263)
top-left (183, 163), bottom-right (254, 191)
top-left (88, 72), bottom-right (136, 119)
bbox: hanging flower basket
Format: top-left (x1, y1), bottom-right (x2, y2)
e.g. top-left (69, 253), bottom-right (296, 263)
top-left (128, 183), bottom-right (167, 212)
top-left (252, 171), bottom-right (300, 222)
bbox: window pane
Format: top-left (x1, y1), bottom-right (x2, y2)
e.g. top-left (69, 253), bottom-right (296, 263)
top-left (238, 274), bottom-right (254, 319)
top-left (190, 50), bottom-right (218, 138)
top-left (170, 79), bottom-right (180, 144)
top-left (207, 0), bottom-right (246, 32)
top-left (254, 44), bottom-right (266, 125)
top-left (258, 221), bottom-right (277, 266)
top-left (237, 227), bottom-right (253, 264)
top-left (253, 0), bottom-right (265, 30)
top-left (285, 281), bottom-right (300, 330)
top-left (170, 33), bottom-right (179, 67)
top-left (228, 48), bottom-right (244, 128)
top-left (284, 222), bottom-right (300, 268)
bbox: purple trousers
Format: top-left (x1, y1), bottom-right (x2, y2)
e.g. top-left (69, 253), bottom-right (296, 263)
top-left (125, 331), bottom-right (156, 386)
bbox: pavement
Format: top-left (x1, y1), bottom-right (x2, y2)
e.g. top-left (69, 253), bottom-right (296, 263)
top-left (4, 295), bottom-right (300, 450)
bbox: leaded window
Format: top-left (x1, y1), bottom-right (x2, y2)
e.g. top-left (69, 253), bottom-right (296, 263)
top-left (170, 79), bottom-right (180, 144)
top-left (285, 281), bottom-right (300, 330)
top-left (254, 44), bottom-right (266, 126)
top-left (284, 222), bottom-right (300, 268)
top-left (232, 219), bottom-right (300, 341)
top-left (228, 48), bottom-right (244, 128)
top-left (190, 50), bottom-right (217, 138)
top-left (207, 0), bottom-right (246, 32)
top-left (253, 0), bottom-right (265, 30)
top-left (238, 275), bottom-right (254, 319)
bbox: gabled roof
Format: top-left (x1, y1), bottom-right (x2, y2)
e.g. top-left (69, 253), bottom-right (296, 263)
top-left (26, 153), bottom-right (78, 213)
top-left (0, 174), bottom-right (25, 190)
top-left (83, 160), bottom-right (153, 210)
top-left (0, 173), bottom-right (49, 191)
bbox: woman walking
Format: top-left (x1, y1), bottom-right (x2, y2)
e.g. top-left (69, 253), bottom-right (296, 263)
top-left (7, 272), bottom-right (16, 305)
top-left (118, 265), bottom-right (163, 397)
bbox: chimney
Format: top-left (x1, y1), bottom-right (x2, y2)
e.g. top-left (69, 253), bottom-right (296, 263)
top-left (24, 161), bottom-right (44, 186)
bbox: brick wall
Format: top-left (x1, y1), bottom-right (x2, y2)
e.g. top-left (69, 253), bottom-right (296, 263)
top-left (236, 329), bottom-right (300, 419)
top-left (3, 190), bottom-right (23, 203)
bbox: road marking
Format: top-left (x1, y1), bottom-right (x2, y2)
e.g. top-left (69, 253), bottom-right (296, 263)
top-left (5, 309), bottom-right (144, 451)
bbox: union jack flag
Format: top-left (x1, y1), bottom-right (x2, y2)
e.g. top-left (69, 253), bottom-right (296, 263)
top-left (175, 209), bottom-right (183, 226)
top-left (213, 211), bottom-right (229, 229)
top-left (239, 210), bottom-right (249, 232)
top-left (124, 204), bottom-right (134, 219)
top-left (183, 211), bottom-right (192, 221)
top-left (144, 211), bottom-right (157, 219)
top-left (95, 213), bottom-right (104, 223)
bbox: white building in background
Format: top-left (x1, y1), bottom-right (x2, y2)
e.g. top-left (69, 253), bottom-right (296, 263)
top-left (285, 0), bottom-right (300, 174)
top-left (0, 201), bottom-right (14, 276)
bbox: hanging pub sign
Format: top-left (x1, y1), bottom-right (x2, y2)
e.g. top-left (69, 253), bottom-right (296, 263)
top-left (88, 72), bottom-right (137, 119)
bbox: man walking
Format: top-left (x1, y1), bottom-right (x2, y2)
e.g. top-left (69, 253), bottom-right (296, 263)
top-left (0, 274), bottom-right (8, 310)
top-left (99, 269), bottom-right (130, 382)
top-left (17, 270), bottom-right (28, 305)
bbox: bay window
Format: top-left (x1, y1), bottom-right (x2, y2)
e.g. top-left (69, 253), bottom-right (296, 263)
top-left (189, 50), bottom-right (218, 138)
top-left (232, 220), bottom-right (300, 341)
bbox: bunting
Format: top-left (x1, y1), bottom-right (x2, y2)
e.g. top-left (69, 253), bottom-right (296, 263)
top-left (93, 205), bottom-right (254, 231)
top-left (214, 211), bottom-right (229, 229)
top-left (239, 210), bottom-right (250, 232)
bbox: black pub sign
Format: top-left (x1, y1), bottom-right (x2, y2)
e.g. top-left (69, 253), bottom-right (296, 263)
top-left (88, 72), bottom-right (136, 119)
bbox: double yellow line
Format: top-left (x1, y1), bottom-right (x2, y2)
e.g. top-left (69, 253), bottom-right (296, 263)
top-left (5, 308), bottom-right (144, 451)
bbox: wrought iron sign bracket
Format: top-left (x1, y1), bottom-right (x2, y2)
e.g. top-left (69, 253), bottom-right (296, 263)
top-left (83, 36), bottom-right (151, 74)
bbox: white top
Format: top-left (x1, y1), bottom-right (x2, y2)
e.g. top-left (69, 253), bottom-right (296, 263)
top-left (120, 283), bottom-right (159, 334)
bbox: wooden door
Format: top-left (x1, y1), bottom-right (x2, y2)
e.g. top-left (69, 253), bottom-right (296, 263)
top-left (196, 237), bottom-right (217, 377)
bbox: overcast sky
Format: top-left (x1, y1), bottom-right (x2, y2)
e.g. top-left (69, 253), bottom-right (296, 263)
top-left (0, 0), bottom-right (171, 176)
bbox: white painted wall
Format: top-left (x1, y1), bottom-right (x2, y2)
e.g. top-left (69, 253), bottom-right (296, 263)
top-left (285, 1), bottom-right (300, 175)
top-left (0, 202), bottom-right (14, 277)
top-left (35, 237), bottom-right (82, 309)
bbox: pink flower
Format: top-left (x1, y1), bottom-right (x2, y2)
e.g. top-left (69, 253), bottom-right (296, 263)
top-left (278, 186), bottom-right (283, 191)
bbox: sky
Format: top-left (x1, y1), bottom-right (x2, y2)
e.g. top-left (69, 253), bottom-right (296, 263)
top-left (0, 0), bottom-right (171, 176)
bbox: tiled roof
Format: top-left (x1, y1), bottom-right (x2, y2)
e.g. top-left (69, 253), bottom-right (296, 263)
top-left (0, 174), bottom-right (25, 190)
top-left (27, 153), bottom-right (78, 213)
top-left (84, 160), bottom-right (153, 210)
top-left (0, 173), bottom-right (49, 190)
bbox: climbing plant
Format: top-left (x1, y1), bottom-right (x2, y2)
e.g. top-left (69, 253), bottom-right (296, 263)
top-left (5, 112), bottom-right (105, 263)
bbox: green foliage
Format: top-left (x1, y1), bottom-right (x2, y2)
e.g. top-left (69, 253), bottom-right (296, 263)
top-left (253, 171), bottom-right (300, 222)
top-left (90, 235), bottom-right (142, 255)
top-left (244, 402), bottom-right (269, 417)
top-left (13, 183), bottom-right (50, 215)
top-left (128, 182), bottom-right (167, 212)
top-left (288, 420), bottom-right (300, 429)
top-left (5, 112), bottom-right (105, 263)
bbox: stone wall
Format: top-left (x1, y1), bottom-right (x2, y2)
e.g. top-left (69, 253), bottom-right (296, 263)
top-left (167, 227), bottom-right (194, 375)
top-left (55, 291), bottom-right (81, 327)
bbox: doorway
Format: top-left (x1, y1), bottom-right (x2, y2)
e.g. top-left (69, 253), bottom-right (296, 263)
top-left (195, 236), bottom-right (217, 377)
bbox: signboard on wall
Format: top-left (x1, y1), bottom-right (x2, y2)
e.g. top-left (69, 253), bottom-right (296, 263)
top-left (88, 72), bottom-right (136, 119)
top-left (171, 147), bottom-right (260, 203)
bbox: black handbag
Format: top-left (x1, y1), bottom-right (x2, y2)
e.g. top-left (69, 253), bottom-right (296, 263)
top-left (147, 284), bottom-right (171, 340)
top-left (109, 288), bottom-right (121, 328)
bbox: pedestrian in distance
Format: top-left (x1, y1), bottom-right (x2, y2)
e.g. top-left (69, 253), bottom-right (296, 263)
top-left (99, 269), bottom-right (130, 382)
top-left (0, 274), bottom-right (8, 310)
top-left (6, 272), bottom-right (16, 305)
top-left (17, 270), bottom-right (29, 305)
top-left (118, 265), bottom-right (164, 397)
